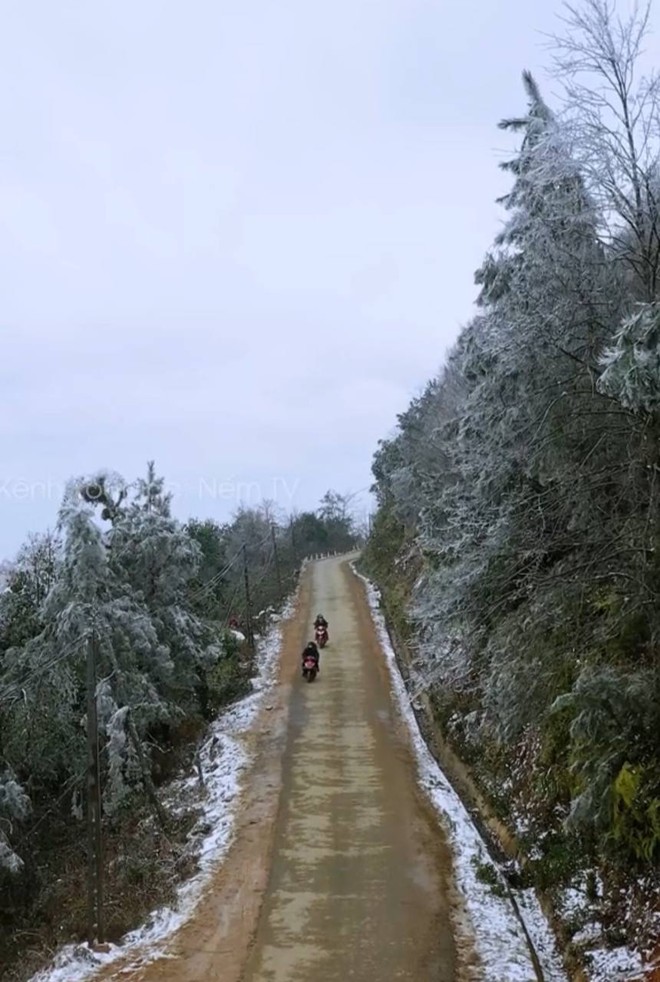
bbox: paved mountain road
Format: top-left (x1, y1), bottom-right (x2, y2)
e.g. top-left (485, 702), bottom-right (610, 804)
top-left (98, 557), bottom-right (471, 982)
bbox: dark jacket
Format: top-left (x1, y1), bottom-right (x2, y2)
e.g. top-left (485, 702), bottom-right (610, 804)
top-left (302, 642), bottom-right (320, 665)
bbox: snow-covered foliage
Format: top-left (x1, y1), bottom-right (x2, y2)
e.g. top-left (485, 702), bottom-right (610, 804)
top-left (598, 303), bottom-right (660, 412)
top-left (104, 706), bottom-right (134, 816)
top-left (27, 596), bottom-right (290, 982)
top-left (0, 464), bottom-right (237, 864)
top-left (0, 531), bottom-right (60, 650)
top-left (0, 770), bottom-right (31, 873)
top-left (0, 468), bottom-right (356, 971)
top-left (364, 9), bottom-right (660, 972)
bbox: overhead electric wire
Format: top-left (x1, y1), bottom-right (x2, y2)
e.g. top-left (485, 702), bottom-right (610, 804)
top-left (0, 631), bottom-right (92, 704)
top-left (188, 529), bottom-right (275, 606)
top-left (1, 532), bottom-right (281, 703)
top-left (187, 546), bottom-right (244, 604)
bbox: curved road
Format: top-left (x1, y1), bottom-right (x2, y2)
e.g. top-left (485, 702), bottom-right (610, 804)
top-left (99, 557), bottom-right (465, 981)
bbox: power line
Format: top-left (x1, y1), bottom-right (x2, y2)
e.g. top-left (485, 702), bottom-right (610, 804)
top-left (188, 529), bottom-right (278, 608)
top-left (242, 545), bottom-right (254, 650)
top-left (1, 530), bottom-right (281, 703)
top-left (271, 524), bottom-right (283, 595)
top-left (23, 768), bottom-right (85, 838)
top-left (0, 632), bottom-right (92, 704)
top-left (221, 579), bottom-right (243, 626)
top-left (187, 544), bottom-right (246, 605)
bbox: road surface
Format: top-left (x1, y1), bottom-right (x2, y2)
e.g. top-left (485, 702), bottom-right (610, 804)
top-left (242, 557), bottom-right (458, 980)
top-left (99, 557), bottom-right (467, 981)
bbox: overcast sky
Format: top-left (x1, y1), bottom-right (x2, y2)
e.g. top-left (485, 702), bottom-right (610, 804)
top-left (0, 0), bottom-right (640, 556)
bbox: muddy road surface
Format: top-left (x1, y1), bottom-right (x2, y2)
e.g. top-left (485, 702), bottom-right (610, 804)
top-left (99, 557), bottom-right (463, 982)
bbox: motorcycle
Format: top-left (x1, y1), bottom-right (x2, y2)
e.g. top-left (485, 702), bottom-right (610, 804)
top-left (314, 625), bottom-right (328, 648)
top-left (302, 655), bottom-right (318, 682)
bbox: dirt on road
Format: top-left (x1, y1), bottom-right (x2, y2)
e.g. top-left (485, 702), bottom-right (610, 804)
top-left (98, 557), bottom-right (471, 982)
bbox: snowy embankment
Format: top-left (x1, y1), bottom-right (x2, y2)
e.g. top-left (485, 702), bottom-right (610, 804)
top-left (30, 599), bottom-right (293, 982)
top-left (553, 883), bottom-right (652, 982)
top-left (352, 564), bottom-right (567, 982)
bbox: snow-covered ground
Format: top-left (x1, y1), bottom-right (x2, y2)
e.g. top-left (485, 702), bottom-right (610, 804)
top-left (554, 881), bottom-right (648, 982)
top-left (29, 597), bottom-right (294, 982)
top-left (352, 564), bottom-right (568, 982)
top-left (587, 945), bottom-right (646, 981)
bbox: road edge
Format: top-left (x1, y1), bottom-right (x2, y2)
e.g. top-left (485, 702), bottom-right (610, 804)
top-left (349, 560), bottom-right (567, 982)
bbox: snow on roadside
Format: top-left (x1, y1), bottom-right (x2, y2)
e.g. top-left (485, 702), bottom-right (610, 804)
top-left (29, 597), bottom-right (295, 982)
top-left (517, 889), bottom-right (569, 982)
top-left (352, 564), bottom-right (567, 982)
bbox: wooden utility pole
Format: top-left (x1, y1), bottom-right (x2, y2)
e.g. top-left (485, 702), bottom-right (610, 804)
top-left (242, 544), bottom-right (255, 650)
top-left (271, 524), bottom-right (282, 596)
top-left (86, 633), bottom-right (104, 945)
top-left (290, 518), bottom-right (299, 572)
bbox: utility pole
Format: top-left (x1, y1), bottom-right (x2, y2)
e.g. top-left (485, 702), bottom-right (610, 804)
top-left (271, 524), bottom-right (283, 596)
top-left (289, 519), bottom-right (297, 561)
top-left (290, 518), bottom-right (300, 581)
top-left (242, 544), bottom-right (255, 650)
top-left (86, 633), bottom-right (104, 945)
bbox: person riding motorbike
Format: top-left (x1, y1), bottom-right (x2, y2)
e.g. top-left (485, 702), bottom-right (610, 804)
top-left (301, 640), bottom-right (320, 673)
top-left (314, 613), bottom-right (328, 632)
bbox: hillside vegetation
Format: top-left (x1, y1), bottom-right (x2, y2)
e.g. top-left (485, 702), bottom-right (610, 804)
top-left (0, 464), bottom-right (358, 979)
top-left (363, 0), bottom-right (660, 970)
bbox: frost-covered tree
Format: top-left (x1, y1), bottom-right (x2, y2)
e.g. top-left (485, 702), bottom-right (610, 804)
top-left (2, 489), bottom-right (112, 790)
top-left (599, 303), bottom-right (660, 413)
top-left (551, 0), bottom-right (660, 300)
top-left (365, 52), bottom-right (660, 880)
top-left (2, 474), bottom-right (187, 821)
top-left (0, 770), bottom-right (30, 873)
top-left (104, 464), bottom-right (205, 706)
top-left (0, 531), bottom-right (60, 652)
top-left (0, 460), bottom-right (323, 967)
top-left (419, 71), bottom-right (618, 696)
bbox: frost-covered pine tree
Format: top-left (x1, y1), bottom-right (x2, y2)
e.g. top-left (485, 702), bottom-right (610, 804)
top-left (392, 72), bottom-right (625, 740)
top-left (2, 487), bottom-right (112, 790)
top-left (0, 531), bottom-right (60, 651)
top-left (101, 463), bottom-right (207, 708)
top-left (2, 478), bottom-right (173, 822)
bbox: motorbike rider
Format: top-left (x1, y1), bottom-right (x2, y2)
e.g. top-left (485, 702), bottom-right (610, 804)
top-left (314, 613), bottom-right (328, 632)
top-left (301, 640), bottom-right (320, 673)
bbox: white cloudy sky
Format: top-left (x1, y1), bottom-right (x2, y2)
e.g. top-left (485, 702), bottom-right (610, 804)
top-left (0, 0), bottom-right (644, 555)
